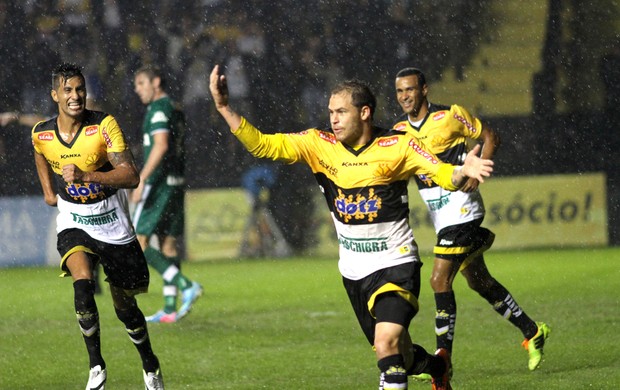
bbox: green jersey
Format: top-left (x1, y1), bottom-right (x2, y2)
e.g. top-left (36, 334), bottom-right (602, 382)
top-left (141, 96), bottom-right (186, 186)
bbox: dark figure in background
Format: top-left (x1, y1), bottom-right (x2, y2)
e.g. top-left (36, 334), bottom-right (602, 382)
top-left (210, 64), bottom-right (495, 390)
top-left (599, 40), bottom-right (620, 119)
top-left (393, 67), bottom-right (550, 380)
top-left (31, 63), bottom-right (164, 390)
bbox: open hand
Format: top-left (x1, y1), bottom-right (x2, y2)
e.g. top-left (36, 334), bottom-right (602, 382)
top-left (461, 144), bottom-right (493, 183)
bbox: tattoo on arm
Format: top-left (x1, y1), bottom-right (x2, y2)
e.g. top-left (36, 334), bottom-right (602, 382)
top-left (109, 149), bottom-right (136, 168)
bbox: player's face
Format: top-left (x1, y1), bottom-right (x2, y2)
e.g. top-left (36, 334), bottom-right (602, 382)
top-left (329, 92), bottom-right (367, 146)
top-left (134, 73), bottom-right (156, 104)
top-left (52, 76), bottom-right (87, 119)
top-left (395, 75), bottom-right (427, 120)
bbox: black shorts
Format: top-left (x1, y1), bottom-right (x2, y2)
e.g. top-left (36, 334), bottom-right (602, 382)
top-left (434, 219), bottom-right (495, 268)
top-left (342, 261), bottom-right (421, 346)
top-left (57, 228), bottom-right (150, 294)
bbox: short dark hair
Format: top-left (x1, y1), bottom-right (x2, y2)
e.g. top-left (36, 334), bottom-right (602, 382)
top-left (52, 63), bottom-right (84, 90)
top-left (395, 67), bottom-right (426, 87)
top-left (135, 64), bottom-right (166, 89)
top-left (331, 80), bottom-right (377, 119)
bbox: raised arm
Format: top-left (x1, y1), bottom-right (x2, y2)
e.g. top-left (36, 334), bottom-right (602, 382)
top-left (209, 65), bottom-right (242, 130)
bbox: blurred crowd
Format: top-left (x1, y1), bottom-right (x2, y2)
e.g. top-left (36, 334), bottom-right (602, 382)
top-left (0, 0), bottom-right (490, 195)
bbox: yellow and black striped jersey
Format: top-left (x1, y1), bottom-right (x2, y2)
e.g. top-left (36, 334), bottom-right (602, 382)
top-left (31, 110), bottom-right (136, 244)
top-left (31, 110), bottom-right (129, 205)
top-left (233, 117), bottom-right (458, 279)
top-left (393, 103), bottom-right (485, 231)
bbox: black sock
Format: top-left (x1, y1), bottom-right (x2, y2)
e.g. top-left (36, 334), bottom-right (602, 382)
top-left (434, 291), bottom-right (456, 352)
top-left (479, 280), bottom-right (538, 339)
top-left (74, 279), bottom-right (105, 369)
top-left (406, 344), bottom-right (446, 378)
top-left (115, 304), bottom-right (159, 373)
top-left (378, 354), bottom-right (407, 389)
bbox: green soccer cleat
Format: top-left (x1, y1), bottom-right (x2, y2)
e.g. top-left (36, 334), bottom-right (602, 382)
top-left (410, 373), bottom-right (432, 381)
top-left (522, 322), bottom-right (551, 370)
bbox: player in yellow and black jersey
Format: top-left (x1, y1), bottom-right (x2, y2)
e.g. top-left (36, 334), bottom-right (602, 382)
top-left (31, 63), bottom-right (164, 389)
top-left (210, 65), bottom-right (495, 390)
top-left (393, 67), bottom-right (550, 377)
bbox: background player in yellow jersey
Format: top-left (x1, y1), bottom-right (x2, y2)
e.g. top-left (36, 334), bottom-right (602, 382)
top-left (210, 64), bottom-right (495, 390)
top-left (393, 67), bottom-right (550, 377)
top-left (32, 63), bottom-right (164, 389)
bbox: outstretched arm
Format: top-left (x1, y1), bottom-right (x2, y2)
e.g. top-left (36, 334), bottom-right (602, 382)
top-left (451, 144), bottom-right (494, 187)
top-left (460, 124), bottom-right (500, 192)
top-left (209, 65), bottom-right (242, 131)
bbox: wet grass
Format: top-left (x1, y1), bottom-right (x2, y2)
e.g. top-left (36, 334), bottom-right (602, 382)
top-left (1, 247), bottom-right (619, 389)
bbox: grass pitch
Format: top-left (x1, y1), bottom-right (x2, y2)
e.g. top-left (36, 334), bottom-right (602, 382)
top-left (1, 247), bottom-right (619, 389)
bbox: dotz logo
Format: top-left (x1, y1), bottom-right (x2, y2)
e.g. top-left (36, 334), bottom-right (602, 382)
top-left (66, 182), bottom-right (105, 203)
top-left (334, 188), bottom-right (381, 223)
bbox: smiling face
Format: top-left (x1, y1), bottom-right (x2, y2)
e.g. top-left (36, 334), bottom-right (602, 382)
top-left (395, 74), bottom-right (428, 121)
top-left (51, 75), bottom-right (86, 120)
top-left (328, 91), bottom-right (370, 146)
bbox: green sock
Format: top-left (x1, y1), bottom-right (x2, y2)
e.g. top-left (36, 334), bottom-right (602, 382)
top-left (144, 247), bottom-right (191, 290)
top-left (162, 283), bottom-right (177, 313)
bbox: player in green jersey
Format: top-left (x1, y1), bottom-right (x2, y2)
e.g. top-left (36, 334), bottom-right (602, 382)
top-left (132, 65), bottom-right (202, 323)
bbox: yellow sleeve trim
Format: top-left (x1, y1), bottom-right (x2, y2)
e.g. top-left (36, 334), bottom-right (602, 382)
top-left (435, 164), bottom-right (459, 191)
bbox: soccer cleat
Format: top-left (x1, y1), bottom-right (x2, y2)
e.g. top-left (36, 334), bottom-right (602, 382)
top-left (177, 282), bottom-right (203, 319)
top-left (410, 373), bottom-right (432, 381)
top-left (431, 348), bottom-right (452, 390)
top-left (522, 322), bottom-right (551, 370)
top-left (85, 365), bottom-right (106, 390)
top-left (143, 368), bottom-right (165, 390)
top-left (145, 310), bottom-right (178, 323)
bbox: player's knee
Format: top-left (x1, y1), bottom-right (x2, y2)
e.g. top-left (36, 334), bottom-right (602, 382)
top-left (374, 331), bottom-right (400, 356)
top-left (430, 273), bottom-right (452, 292)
